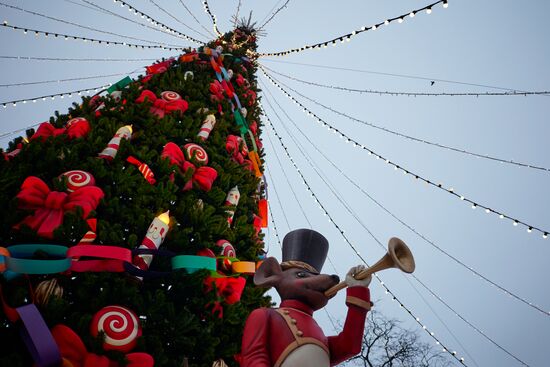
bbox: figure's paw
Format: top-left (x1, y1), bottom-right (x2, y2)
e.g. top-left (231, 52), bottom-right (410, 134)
top-left (345, 265), bottom-right (371, 287)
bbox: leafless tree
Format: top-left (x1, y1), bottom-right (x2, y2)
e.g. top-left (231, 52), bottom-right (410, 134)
top-left (344, 311), bottom-right (451, 367)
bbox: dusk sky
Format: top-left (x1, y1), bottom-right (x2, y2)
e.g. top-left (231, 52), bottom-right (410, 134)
top-left (1, 1), bottom-right (549, 366)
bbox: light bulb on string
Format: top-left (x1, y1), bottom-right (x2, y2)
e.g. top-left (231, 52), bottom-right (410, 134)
top-left (443, 0), bottom-right (449, 8)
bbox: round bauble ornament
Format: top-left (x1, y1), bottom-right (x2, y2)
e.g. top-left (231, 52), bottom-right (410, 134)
top-left (60, 170), bottom-right (96, 192)
top-left (34, 278), bottom-right (63, 306)
top-left (90, 305), bottom-right (141, 353)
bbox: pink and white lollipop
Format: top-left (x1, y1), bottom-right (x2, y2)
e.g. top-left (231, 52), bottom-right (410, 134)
top-left (184, 143), bottom-right (208, 165)
top-left (60, 170), bottom-right (96, 192)
top-left (216, 239), bottom-right (236, 258)
top-left (160, 91), bottom-right (182, 102)
top-left (90, 305), bottom-right (142, 353)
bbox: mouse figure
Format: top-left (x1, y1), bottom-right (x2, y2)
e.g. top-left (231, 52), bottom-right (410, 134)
top-left (239, 228), bottom-right (372, 367)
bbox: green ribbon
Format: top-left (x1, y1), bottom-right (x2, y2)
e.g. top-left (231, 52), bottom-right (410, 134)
top-left (172, 255), bottom-right (217, 273)
top-left (5, 244), bottom-right (71, 275)
top-left (234, 110), bottom-right (249, 135)
top-left (106, 76), bottom-right (132, 94)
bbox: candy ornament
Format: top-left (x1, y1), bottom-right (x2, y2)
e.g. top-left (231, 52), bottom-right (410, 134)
top-left (98, 125), bottom-right (132, 161)
top-left (184, 71), bottom-right (194, 80)
top-left (34, 278), bottom-right (63, 306)
top-left (60, 170), bottom-right (96, 192)
top-left (224, 186), bottom-right (240, 226)
top-left (197, 114), bottom-right (217, 141)
top-left (133, 210), bottom-right (170, 272)
top-left (184, 143), bottom-right (209, 165)
top-left (90, 305), bottom-right (142, 353)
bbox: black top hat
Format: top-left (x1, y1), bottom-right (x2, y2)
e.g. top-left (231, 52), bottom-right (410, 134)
top-left (282, 229), bottom-right (329, 273)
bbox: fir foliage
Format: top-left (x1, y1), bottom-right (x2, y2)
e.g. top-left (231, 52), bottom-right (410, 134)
top-left (0, 30), bottom-right (269, 367)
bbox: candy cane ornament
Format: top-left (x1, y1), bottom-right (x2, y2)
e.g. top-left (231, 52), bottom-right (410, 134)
top-left (224, 186), bottom-right (240, 226)
top-left (98, 125), bottom-right (132, 161)
top-left (197, 114), bottom-right (217, 141)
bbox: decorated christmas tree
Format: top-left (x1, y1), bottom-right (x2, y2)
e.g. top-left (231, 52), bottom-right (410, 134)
top-left (0, 26), bottom-right (270, 367)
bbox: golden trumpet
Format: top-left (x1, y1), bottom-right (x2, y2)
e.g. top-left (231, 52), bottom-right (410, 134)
top-left (325, 237), bottom-right (415, 297)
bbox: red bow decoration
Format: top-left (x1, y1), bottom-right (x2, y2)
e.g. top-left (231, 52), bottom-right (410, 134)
top-left (3, 142), bottom-right (23, 161)
top-left (161, 142), bottom-right (217, 191)
top-left (249, 121), bottom-right (263, 150)
top-left (204, 276), bottom-right (246, 318)
top-left (235, 74), bottom-right (247, 88)
top-left (141, 59), bottom-right (174, 83)
top-left (209, 80), bottom-right (225, 103)
top-left (15, 176), bottom-right (104, 239)
top-left (126, 156), bottom-right (156, 185)
top-left (31, 120), bottom-right (90, 141)
top-left (243, 89), bottom-right (256, 106)
top-left (135, 90), bottom-right (188, 118)
top-left (51, 325), bottom-right (154, 367)
top-left (225, 135), bottom-right (253, 171)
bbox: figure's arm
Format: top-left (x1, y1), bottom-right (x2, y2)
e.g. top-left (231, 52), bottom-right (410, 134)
top-left (328, 266), bottom-right (372, 366)
top-left (239, 308), bottom-right (272, 367)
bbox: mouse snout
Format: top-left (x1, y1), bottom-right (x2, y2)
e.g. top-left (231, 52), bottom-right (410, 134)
top-left (330, 274), bottom-right (340, 283)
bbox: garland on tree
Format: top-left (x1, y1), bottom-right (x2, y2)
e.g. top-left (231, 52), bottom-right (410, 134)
top-left (0, 27), bottom-right (269, 367)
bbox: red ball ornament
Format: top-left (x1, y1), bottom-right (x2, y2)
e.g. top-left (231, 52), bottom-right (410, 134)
top-left (60, 170), bottom-right (96, 192)
top-left (90, 305), bottom-right (142, 353)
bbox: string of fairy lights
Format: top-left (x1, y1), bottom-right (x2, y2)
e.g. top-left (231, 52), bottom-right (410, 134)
top-left (178, 0), bottom-right (216, 38)
top-left (1, 84), bottom-right (110, 108)
top-left (258, 0), bottom-right (291, 30)
top-left (258, 99), bottom-right (468, 366)
top-left (147, 0), bottom-right (210, 39)
top-left (0, 71), bottom-right (140, 88)
top-left (0, 2), bottom-right (187, 48)
top-left (112, 0), bottom-right (205, 44)
top-left (262, 66), bottom-right (550, 173)
top-left (263, 64), bottom-right (550, 97)
top-left (1, 22), bottom-right (189, 51)
top-left (259, 79), bottom-right (550, 318)
top-left (261, 83), bottom-right (533, 365)
top-left (0, 55), bottom-right (159, 62)
top-left (260, 67), bottom-right (550, 239)
top-left (202, 0), bottom-right (223, 37)
top-left (258, 0), bottom-right (449, 57)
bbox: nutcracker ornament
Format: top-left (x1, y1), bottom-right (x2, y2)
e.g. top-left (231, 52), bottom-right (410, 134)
top-left (238, 229), bottom-right (373, 367)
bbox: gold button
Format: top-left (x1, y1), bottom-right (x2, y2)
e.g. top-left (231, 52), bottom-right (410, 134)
top-left (291, 319), bottom-right (297, 324)
top-left (296, 330), bottom-right (303, 337)
top-left (283, 310), bottom-right (290, 315)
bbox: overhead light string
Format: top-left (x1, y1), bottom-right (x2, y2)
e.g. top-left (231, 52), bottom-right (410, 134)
top-left (178, 0), bottom-right (216, 38)
top-left (260, 66), bottom-right (550, 239)
top-left (262, 83), bottom-right (536, 366)
top-left (262, 89), bottom-right (482, 366)
top-left (0, 55), bottom-right (160, 62)
top-left (258, 0), bottom-right (449, 57)
top-left (0, 2), bottom-right (188, 48)
top-left (262, 64), bottom-right (550, 97)
top-left (0, 71), bottom-right (140, 88)
top-left (202, 0), bottom-right (223, 37)
top-left (1, 21), bottom-right (189, 51)
top-left (258, 98), bottom-right (468, 366)
top-left (262, 66), bottom-right (550, 173)
top-left (1, 84), bottom-right (111, 109)
top-left (112, 0), bottom-right (205, 45)
top-left (258, 0), bottom-right (291, 30)
top-left (147, 0), bottom-right (211, 39)
top-left (259, 77), bottom-right (550, 318)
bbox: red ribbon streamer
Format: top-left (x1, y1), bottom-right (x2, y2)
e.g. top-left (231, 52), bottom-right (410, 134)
top-left (51, 324), bottom-right (154, 367)
top-left (161, 143), bottom-right (217, 192)
top-left (31, 120), bottom-right (90, 141)
top-left (135, 90), bottom-right (188, 118)
top-left (15, 176), bottom-right (104, 239)
top-left (126, 156), bottom-right (156, 185)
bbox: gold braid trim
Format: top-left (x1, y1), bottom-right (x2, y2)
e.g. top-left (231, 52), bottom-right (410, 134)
top-left (280, 261), bottom-right (318, 274)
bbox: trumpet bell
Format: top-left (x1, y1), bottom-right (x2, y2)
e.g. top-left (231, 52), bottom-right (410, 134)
top-left (388, 237), bottom-right (415, 273)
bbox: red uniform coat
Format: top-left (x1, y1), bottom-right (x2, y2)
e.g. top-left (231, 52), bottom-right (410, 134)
top-left (239, 287), bottom-right (371, 367)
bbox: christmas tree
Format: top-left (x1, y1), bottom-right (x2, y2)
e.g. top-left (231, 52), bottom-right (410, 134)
top-left (0, 26), bottom-right (269, 367)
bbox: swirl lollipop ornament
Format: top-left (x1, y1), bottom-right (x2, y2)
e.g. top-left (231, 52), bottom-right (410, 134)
top-left (90, 305), bottom-right (142, 353)
top-left (325, 237), bottom-right (416, 297)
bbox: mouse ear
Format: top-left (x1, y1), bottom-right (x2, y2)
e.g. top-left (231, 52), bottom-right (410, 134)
top-left (254, 257), bottom-right (282, 287)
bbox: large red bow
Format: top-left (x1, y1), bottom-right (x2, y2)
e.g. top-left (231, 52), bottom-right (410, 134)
top-left (225, 135), bottom-right (253, 171)
top-left (15, 176), bottom-right (104, 239)
top-left (209, 81), bottom-right (225, 103)
top-left (31, 120), bottom-right (90, 141)
top-left (141, 59), bottom-right (174, 83)
top-left (161, 142), bottom-right (217, 191)
top-left (204, 276), bottom-right (246, 318)
top-left (51, 324), bottom-right (154, 367)
top-left (135, 90), bottom-right (188, 118)
top-left (243, 89), bottom-right (256, 106)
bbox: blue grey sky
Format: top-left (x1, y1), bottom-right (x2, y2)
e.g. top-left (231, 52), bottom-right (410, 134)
top-left (1, 1), bottom-right (549, 366)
